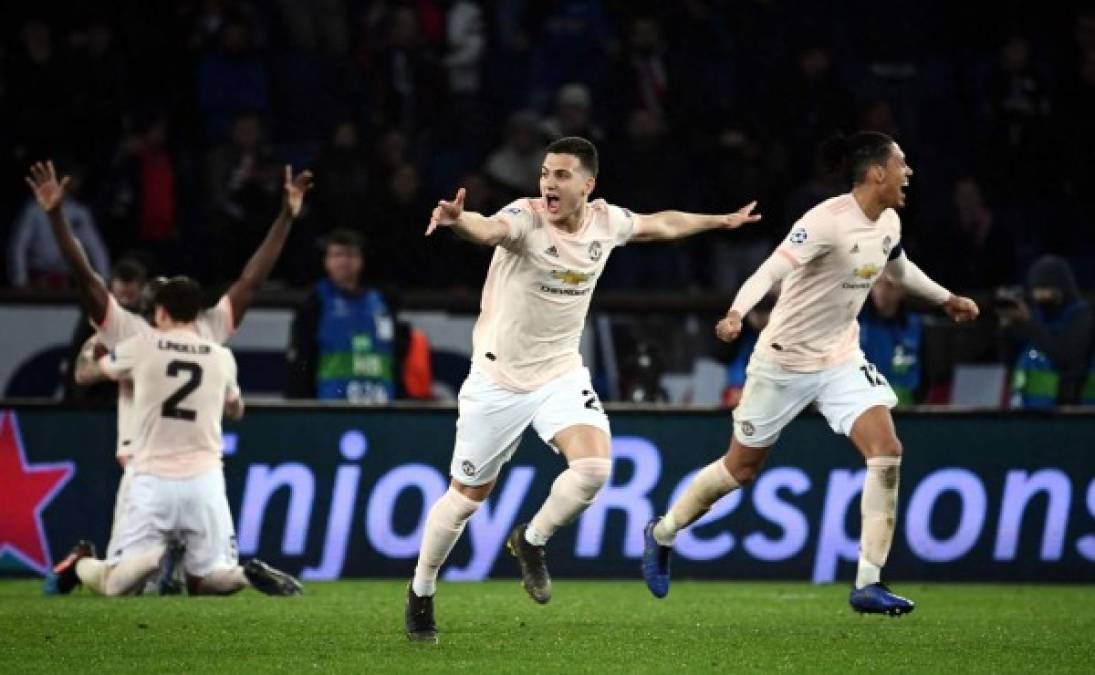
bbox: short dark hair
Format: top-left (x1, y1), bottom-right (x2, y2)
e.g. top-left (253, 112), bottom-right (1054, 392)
top-left (111, 258), bottom-right (147, 284)
top-left (545, 136), bottom-right (599, 177)
top-left (820, 131), bottom-right (895, 186)
top-left (321, 228), bottom-right (364, 253)
top-left (153, 276), bottom-right (203, 323)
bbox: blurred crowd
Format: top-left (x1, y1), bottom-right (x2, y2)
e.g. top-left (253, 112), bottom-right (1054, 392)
top-left (3, 1), bottom-right (1095, 406)
top-left (2, 0), bottom-right (1094, 294)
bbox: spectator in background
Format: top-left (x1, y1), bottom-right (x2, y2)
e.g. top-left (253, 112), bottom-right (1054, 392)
top-left (599, 109), bottom-right (689, 289)
top-left (722, 294), bottom-right (776, 408)
top-left (528, 0), bottom-right (615, 106)
top-left (312, 119), bottom-right (371, 233)
top-left (981, 36), bottom-right (1053, 195)
top-left (107, 113), bottom-right (179, 268)
top-left (7, 18), bottom-right (71, 158)
top-left (70, 18), bottom-right (130, 162)
top-left (607, 17), bottom-right (672, 125)
top-left (275, 0), bottom-right (349, 54)
top-left (197, 15), bottom-right (269, 140)
top-left (777, 45), bottom-right (854, 180)
top-left (541, 83), bottom-right (604, 143)
top-left (859, 275), bottom-right (923, 405)
top-left (484, 110), bottom-right (544, 202)
top-left (62, 258), bottom-right (147, 403)
top-left (937, 177), bottom-right (1017, 292)
top-left (365, 163), bottom-right (445, 288)
top-left (8, 164), bottom-right (109, 288)
top-left (705, 123), bottom-right (778, 292)
top-left (364, 5), bottom-right (441, 134)
top-left (205, 112), bottom-right (281, 280)
top-left (443, 0), bottom-right (485, 97)
top-left (999, 255), bottom-right (1093, 407)
top-left (785, 145), bottom-right (845, 221)
top-left (370, 128), bottom-right (412, 187)
top-left (286, 229), bottom-right (432, 401)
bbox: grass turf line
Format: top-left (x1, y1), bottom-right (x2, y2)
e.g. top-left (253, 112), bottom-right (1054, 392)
top-left (1, 580), bottom-right (1092, 673)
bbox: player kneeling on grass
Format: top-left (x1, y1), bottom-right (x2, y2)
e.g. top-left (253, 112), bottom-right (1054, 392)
top-left (46, 278), bottom-right (301, 597)
top-left (642, 132), bottom-right (979, 616)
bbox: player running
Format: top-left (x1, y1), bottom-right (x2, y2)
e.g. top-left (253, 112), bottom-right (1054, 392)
top-left (48, 277), bottom-right (302, 596)
top-left (405, 136), bottom-right (762, 643)
top-left (25, 159), bottom-right (311, 593)
top-left (641, 132), bottom-right (979, 615)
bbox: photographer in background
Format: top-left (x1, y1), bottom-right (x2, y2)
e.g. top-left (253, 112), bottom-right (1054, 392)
top-left (998, 255), bottom-right (1093, 407)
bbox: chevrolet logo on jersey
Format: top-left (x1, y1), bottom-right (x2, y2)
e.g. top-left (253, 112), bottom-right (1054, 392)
top-left (853, 264), bottom-right (880, 280)
top-left (551, 269), bottom-right (592, 285)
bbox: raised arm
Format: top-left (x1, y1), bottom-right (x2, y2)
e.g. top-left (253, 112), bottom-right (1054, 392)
top-left (715, 251), bottom-right (795, 342)
top-left (631, 201), bottom-right (761, 242)
top-left (425, 187), bottom-right (509, 246)
top-left (884, 251), bottom-right (979, 322)
top-left (25, 161), bottom-right (109, 323)
top-left (225, 165), bottom-right (314, 324)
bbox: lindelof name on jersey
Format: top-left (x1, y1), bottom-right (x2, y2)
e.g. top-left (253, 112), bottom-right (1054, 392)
top-left (157, 339), bottom-right (211, 355)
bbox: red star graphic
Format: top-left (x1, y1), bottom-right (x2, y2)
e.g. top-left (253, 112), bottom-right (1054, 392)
top-left (0, 410), bottom-right (74, 575)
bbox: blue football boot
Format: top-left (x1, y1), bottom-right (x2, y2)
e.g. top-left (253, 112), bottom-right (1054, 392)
top-left (642, 518), bottom-right (672, 599)
top-left (849, 583), bottom-right (915, 616)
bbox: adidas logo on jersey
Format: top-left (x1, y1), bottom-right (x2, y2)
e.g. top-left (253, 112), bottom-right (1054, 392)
top-left (545, 246), bottom-right (559, 257)
top-left (850, 242), bottom-right (859, 253)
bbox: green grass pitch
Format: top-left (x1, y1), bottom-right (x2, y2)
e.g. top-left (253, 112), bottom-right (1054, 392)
top-left (2, 580), bottom-right (1092, 673)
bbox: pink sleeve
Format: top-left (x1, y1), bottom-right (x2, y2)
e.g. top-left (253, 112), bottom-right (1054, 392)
top-left (729, 251), bottom-right (796, 316)
top-left (776, 215), bottom-right (832, 266)
top-left (92, 295), bottom-right (150, 348)
top-left (493, 199), bottom-right (534, 251)
top-left (608, 204), bottom-right (637, 246)
top-left (98, 335), bottom-right (143, 380)
top-left (197, 295), bottom-right (236, 343)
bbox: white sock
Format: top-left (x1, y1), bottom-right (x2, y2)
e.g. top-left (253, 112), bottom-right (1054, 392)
top-left (103, 546), bottom-right (165, 597)
top-left (412, 487), bottom-right (481, 597)
top-left (528, 458), bottom-right (612, 546)
top-left (856, 456), bottom-right (901, 589)
top-left (195, 566), bottom-right (249, 595)
top-left (75, 558), bottom-right (109, 594)
top-left (654, 459), bottom-right (739, 546)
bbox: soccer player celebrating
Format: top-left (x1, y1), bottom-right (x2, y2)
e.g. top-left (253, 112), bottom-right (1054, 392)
top-left (49, 278), bottom-right (302, 596)
top-left (405, 136), bottom-right (762, 642)
top-left (26, 160), bottom-right (311, 593)
top-left (642, 132), bottom-right (979, 615)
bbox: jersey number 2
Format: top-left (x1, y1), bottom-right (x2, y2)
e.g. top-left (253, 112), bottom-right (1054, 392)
top-left (162, 360), bottom-right (203, 421)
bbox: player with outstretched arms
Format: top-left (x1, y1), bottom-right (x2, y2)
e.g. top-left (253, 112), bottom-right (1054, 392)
top-left (405, 136), bottom-right (762, 642)
top-left (641, 132), bottom-right (980, 615)
top-left (24, 160), bottom-right (312, 594)
top-left (48, 278), bottom-right (301, 596)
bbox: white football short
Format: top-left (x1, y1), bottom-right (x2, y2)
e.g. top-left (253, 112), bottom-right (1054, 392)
top-left (450, 366), bottom-right (611, 486)
top-left (733, 352), bottom-right (898, 447)
top-left (105, 462), bottom-right (134, 563)
top-left (108, 469), bottom-right (239, 577)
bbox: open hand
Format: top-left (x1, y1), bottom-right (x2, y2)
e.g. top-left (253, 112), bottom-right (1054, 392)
top-left (25, 161), bottom-right (70, 214)
top-left (426, 187), bottom-right (466, 236)
top-left (718, 201), bottom-right (762, 230)
top-left (283, 165), bottom-right (314, 217)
